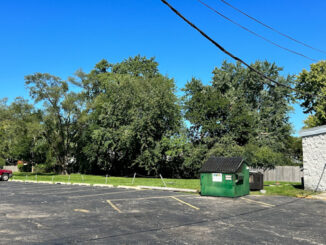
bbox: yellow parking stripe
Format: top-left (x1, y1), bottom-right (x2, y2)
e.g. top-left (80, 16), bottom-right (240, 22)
top-left (170, 196), bottom-right (200, 210)
top-left (107, 200), bottom-right (122, 213)
top-left (241, 197), bottom-right (275, 207)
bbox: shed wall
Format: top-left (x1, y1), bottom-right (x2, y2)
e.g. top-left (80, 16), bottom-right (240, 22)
top-left (302, 133), bottom-right (326, 191)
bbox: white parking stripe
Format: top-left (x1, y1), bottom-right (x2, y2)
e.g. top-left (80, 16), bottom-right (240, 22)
top-left (69, 190), bottom-right (143, 199)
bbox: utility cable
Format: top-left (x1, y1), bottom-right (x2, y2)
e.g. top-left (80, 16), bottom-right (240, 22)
top-left (220, 0), bottom-right (326, 55)
top-left (160, 0), bottom-right (306, 95)
top-left (197, 0), bottom-right (317, 62)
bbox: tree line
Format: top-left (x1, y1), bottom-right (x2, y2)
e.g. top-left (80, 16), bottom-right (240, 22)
top-left (1, 56), bottom-right (324, 177)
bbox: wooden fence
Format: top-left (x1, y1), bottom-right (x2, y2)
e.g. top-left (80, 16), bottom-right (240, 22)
top-left (250, 166), bottom-right (302, 182)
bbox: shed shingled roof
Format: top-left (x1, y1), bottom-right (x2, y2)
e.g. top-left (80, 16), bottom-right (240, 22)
top-left (199, 157), bottom-right (244, 173)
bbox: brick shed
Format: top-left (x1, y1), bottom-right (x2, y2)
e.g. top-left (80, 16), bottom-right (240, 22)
top-left (299, 125), bottom-right (326, 191)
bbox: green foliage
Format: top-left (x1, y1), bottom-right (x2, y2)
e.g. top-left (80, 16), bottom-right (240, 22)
top-left (33, 164), bottom-right (52, 174)
top-left (0, 57), bottom-right (300, 177)
top-left (25, 73), bottom-right (82, 174)
top-left (78, 56), bottom-right (181, 175)
top-left (0, 158), bottom-right (5, 168)
top-left (18, 164), bottom-right (32, 172)
top-left (182, 61), bottom-right (295, 170)
top-left (296, 61), bottom-right (326, 127)
top-left (0, 97), bottom-right (45, 164)
top-left (244, 144), bottom-right (289, 170)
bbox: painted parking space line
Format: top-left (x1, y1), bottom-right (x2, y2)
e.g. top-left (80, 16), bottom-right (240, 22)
top-left (3, 184), bottom-right (82, 191)
top-left (170, 196), bottom-right (200, 210)
top-left (107, 200), bottom-right (122, 213)
top-left (14, 187), bottom-right (91, 194)
top-left (74, 209), bottom-right (90, 213)
top-left (240, 197), bottom-right (275, 207)
top-left (108, 194), bottom-right (194, 202)
top-left (68, 190), bottom-right (143, 199)
top-left (19, 190), bottom-right (97, 196)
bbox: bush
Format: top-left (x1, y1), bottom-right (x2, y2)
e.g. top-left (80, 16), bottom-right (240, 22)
top-left (18, 164), bottom-right (32, 172)
top-left (33, 164), bottom-right (52, 174)
top-left (0, 158), bottom-right (5, 168)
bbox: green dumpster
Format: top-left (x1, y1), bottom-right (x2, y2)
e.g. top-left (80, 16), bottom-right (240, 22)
top-left (199, 157), bottom-right (249, 197)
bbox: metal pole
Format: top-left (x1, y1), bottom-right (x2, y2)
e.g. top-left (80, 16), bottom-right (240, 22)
top-left (132, 173), bottom-right (136, 184)
top-left (68, 175), bottom-right (71, 183)
top-left (315, 163), bottom-right (326, 192)
top-left (105, 175), bottom-right (108, 184)
top-left (160, 174), bottom-right (167, 187)
top-left (35, 174), bottom-right (37, 182)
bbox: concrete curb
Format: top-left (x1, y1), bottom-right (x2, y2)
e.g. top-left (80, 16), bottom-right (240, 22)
top-left (9, 180), bottom-right (198, 193)
top-left (93, 184), bottom-right (114, 188)
top-left (72, 183), bottom-right (91, 186)
top-left (305, 194), bottom-right (326, 201)
top-left (117, 185), bottom-right (141, 190)
top-left (36, 181), bottom-right (53, 184)
top-left (55, 182), bottom-right (71, 185)
top-left (138, 186), bottom-right (198, 193)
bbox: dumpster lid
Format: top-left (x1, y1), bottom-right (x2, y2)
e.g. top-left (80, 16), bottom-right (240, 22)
top-left (199, 157), bottom-right (244, 173)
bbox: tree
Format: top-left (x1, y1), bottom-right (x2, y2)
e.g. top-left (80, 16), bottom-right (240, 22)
top-left (78, 56), bottom-right (181, 175)
top-left (296, 60), bottom-right (326, 127)
top-left (0, 98), bottom-right (45, 165)
top-left (25, 73), bottom-right (82, 174)
top-left (182, 61), bottom-right (295, 170)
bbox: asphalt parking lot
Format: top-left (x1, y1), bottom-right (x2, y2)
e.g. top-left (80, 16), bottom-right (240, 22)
top-left (0, 181), bottom-right (325, 244)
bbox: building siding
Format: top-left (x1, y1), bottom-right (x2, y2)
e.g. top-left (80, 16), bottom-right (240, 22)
top-left (302, 133), bottom-right (326, 191)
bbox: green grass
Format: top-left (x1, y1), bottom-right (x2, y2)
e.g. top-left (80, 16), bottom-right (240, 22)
top-left (251, 181), bottom-right (318, 197)
top-left (12, 173), bottom-right (318, 197)
top-left (12, 172), bottom-right (201, 190)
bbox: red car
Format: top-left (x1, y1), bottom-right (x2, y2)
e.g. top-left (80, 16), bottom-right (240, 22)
top-left (0, 169), bottom-right (13, 181)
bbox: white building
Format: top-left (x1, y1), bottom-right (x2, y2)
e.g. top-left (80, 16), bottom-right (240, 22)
top-left (299, 125), bottom-right (326, 191)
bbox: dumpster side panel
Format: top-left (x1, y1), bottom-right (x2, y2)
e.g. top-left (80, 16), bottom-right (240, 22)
top-left (234, 164), bottom-right (250, 197)
top-left (200, 173), bottom-right (235, 197)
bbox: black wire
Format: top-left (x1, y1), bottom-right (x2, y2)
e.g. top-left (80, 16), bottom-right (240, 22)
top-left (160, 0), bottom-right (306, 95)
top-left (220, 0), bottom-right (326, 55)
top-left (197, 0), bottom-right (317, 62)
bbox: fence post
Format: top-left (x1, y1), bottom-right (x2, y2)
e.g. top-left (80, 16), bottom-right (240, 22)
top-left (159, 174), bottom-right (167, 187)
top-left (132, 173), bottom-right (136, 184)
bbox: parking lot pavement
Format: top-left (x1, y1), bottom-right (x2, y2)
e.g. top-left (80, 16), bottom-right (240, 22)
top-left (0, 182), bottom-right (325, 244)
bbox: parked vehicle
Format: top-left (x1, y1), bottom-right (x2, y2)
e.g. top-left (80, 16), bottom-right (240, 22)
top-left (0, 169), bottom-right (13, 181)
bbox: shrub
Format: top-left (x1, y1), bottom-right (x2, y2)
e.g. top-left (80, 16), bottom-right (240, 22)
top-left (33, 164), bottom-right (52, 174)
top-left (0, 158), bottom-right (5, 168)
top-left (18, 164), bottom-right (32, 172)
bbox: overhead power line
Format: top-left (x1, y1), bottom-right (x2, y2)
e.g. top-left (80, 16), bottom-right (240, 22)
top-left (160, 0), bottom-right (311, 96)
top-left (220, 0), bottom-right (326, 55)
top-left (197, 0), bottom-right (317, 62)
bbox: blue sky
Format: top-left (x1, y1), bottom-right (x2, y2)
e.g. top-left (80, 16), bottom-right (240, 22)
top-left (1, 0), bottom-right (325, 135)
